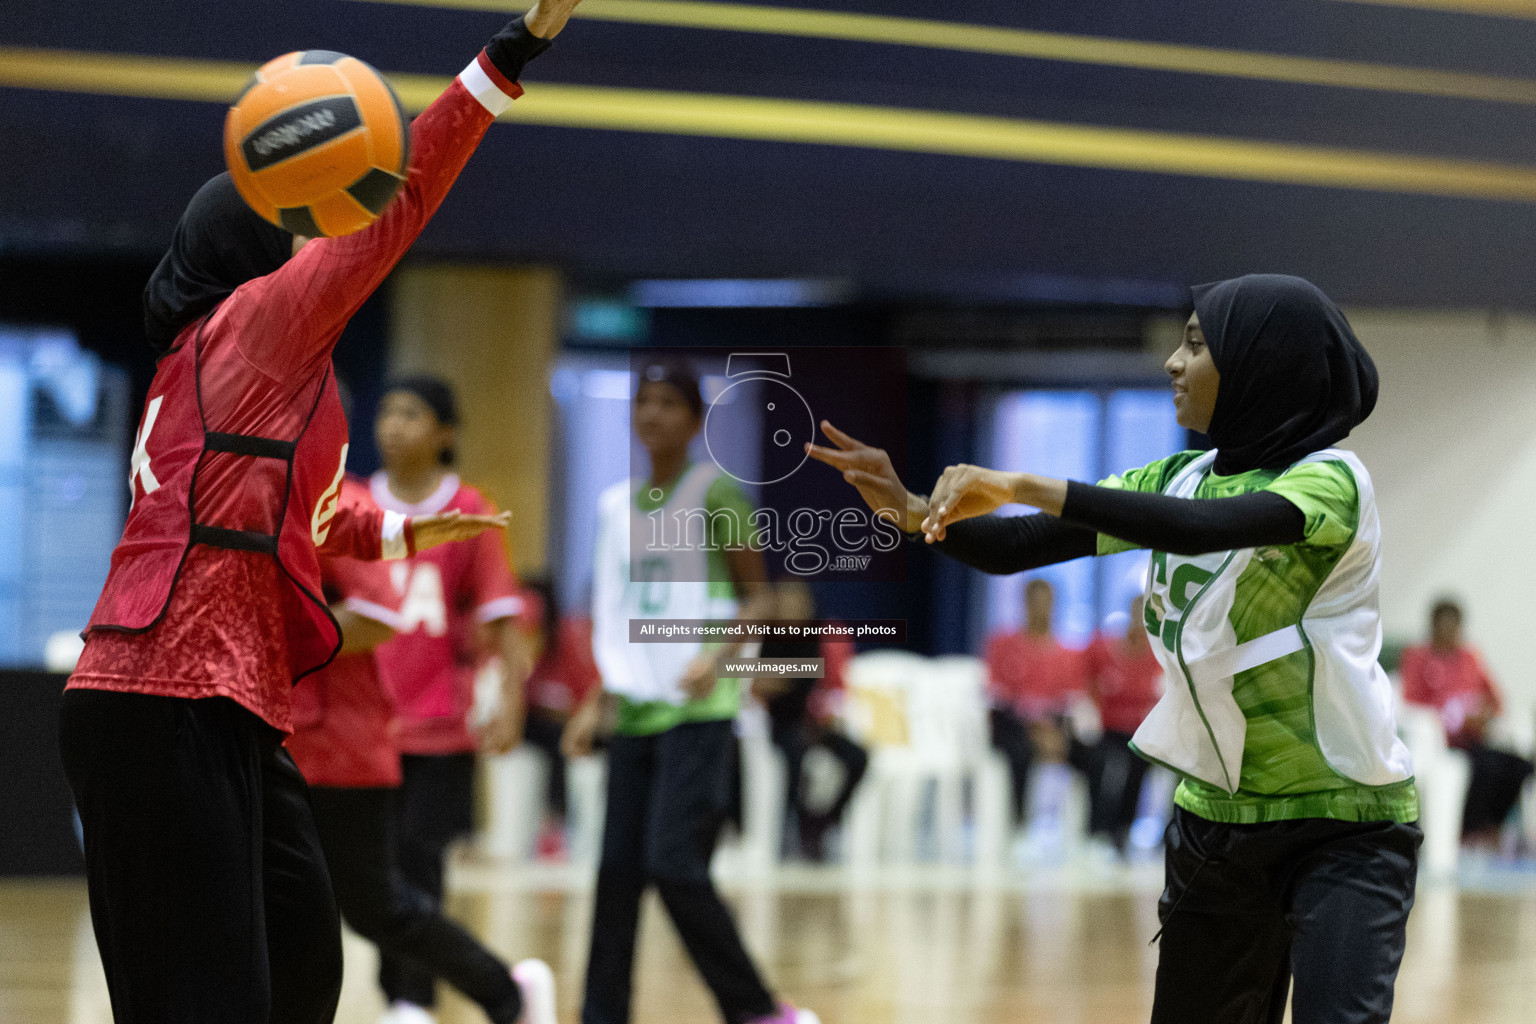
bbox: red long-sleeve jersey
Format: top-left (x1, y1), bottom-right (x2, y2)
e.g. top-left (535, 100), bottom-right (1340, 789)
top-left (70, 57), bottom-right (523, 733)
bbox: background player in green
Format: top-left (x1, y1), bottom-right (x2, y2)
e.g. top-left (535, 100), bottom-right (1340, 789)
top-left (562, 359), bottom-right (820, 1024)
top-left (810, 274), bottom-right (1419, 1024)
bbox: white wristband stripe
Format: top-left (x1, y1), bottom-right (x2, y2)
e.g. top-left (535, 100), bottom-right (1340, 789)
top-left (476, 595), bottom-right (527, 623)
top-left (460, 57), bottom-right (515, 117)
top-left (344, 596), bottom-right (405, 631)
top-left (381, 510), bottom-right (410, 561)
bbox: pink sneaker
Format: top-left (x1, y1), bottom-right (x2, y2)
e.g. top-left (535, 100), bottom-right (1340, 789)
top-left (512, 959), bottom-right (557, 1024)
top-left (749, 1003), bottom-right (821, 1024)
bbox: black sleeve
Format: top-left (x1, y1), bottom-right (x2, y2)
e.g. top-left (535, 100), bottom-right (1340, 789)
top-left (1059, 481), bottom-right (1306, 555)
top-left (929, 514), bottom-right (1099, 575)
top-left (486, 17), bottom-right (552, 82)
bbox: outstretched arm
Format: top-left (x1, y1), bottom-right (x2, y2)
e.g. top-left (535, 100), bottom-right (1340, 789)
top-left (923, 464), bottom-right (1304, 555)
top-left (808, 420), bottom-right (1304, 571)
top-left (806, 420), bottom-right (1097, 571)
top-left (1057, 482), bottom-right (1304, 555)
top-left (321, 506), bottom-right (512, 561)
top-left (230, 2), bottom-right (585, 378)
top-left (935, 515), bottom-right (1099, 574)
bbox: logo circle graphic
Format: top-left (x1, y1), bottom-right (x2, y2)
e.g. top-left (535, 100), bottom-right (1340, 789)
top-left (704, 377), bottom-right (814, 486)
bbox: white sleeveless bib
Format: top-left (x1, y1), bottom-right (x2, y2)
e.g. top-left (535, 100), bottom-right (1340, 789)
top-left (1130, 449), bottom-right (1412, 794)
top-left (591, 464), bottom-right (739, 705)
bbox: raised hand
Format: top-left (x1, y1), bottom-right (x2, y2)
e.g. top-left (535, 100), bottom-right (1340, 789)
top-left (410, 509), bottom-right (511, 552)
top-left (805, 420), bottom-right (926, 533)
top-left (921, 464), bottom-right (1021, 543)
top-left (525, 0), bottom-right (585, 39)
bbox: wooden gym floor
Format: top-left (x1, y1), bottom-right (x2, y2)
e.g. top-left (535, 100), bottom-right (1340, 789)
top-left (5, 862), bottom-right (1536, 1023)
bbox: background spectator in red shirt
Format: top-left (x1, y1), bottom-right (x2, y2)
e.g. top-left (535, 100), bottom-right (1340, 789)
top-left (1401, 598), bottom-right (1534, 849)
top-left (1071, 597), bottom-right (1163, 856)
top-left (984, 578), bottom-right (1084, 827)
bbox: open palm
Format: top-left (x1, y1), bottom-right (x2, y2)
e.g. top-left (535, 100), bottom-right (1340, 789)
top-left (411, 510), bottom-right (511, 552)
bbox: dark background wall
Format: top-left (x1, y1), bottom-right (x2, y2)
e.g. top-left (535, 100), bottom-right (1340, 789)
top-left (4, 1), bottom-right (1536, 309)
top-left (0, 671), bottom-right (85, 875)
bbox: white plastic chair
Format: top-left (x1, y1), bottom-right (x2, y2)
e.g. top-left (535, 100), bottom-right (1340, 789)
top-left (484, 746), bottom-right (550, 860)
top-left (972, 747), bottom-right (1015, 872)
top-left (475, 659), bottom-right (549, 860)
top-left (842, 651), bottom-right (990, 866)
top-left (842, 649), bottom-right (923, 866)
top-left (475, 658), bottom-right (611, 864)
top-left (1396, 693), bottom-right (1469, 878)
top-left (565, 751), bottom-right (607, 866)
top-left (923, 655), bottom-right (992, 864)
top-left (729, 701), bottom-right (787, 875)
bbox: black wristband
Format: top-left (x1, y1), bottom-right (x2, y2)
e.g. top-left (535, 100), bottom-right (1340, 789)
top-left (486, 16), bottom-right (552, 83)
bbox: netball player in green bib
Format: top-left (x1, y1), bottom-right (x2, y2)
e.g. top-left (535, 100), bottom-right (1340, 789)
top-left (810, 274), bottom-right (1419, 1024)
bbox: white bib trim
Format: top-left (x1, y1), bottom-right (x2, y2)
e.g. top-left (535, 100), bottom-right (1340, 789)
top-left (1185, 625), bottom-right (1305, 690)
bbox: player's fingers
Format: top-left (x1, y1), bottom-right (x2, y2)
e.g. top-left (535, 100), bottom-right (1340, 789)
top-left (928, 466), bottom-right (975, 530)
top-left (820, 420), bottom-right (870, 452)
top-left (927, 466), bottom-right (961, 520)
top-left (843, 469), bottom-right (888, 491)
top-left (805, 443), bottom-right (853, 469)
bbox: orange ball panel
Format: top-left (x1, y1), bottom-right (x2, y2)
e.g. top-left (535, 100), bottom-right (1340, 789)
top-left (306, 189), bottom-right (377, 238)
top-left (249, 129), bottom-right (370, 207)
top-left (228, 65), bottom-right (349, 139)
top-left (336, 57), bottom-right (407, 175)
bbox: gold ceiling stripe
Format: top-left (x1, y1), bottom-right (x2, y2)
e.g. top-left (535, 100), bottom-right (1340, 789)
top-left (354, 0), bottom-right (1536, 105)
top-left (5, 46), bottom-right (1536, 203)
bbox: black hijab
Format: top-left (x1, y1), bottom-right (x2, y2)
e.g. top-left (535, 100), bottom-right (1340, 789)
top-left (143, 173), bottom-right (293, 354)
top-left (1193, 274), bottom-right (1377, 476)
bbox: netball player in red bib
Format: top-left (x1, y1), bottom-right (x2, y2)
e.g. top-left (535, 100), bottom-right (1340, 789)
top-left (366, 377), bottom-right (533, 1020)
top-left (287, 475), bottom-right (555, 1024)
top-left (57, 5), bottom-right (585, 1023)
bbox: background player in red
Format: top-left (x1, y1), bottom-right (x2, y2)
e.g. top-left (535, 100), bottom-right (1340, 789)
top-left (1075, 596), bottom-right (1164, 857)
top-left (1401, 598), bottom-right (1534, 850)
top-left (286, 475), bottom-right (556, 1024)
top-left (57, 5), bottom-right (584, 1023)
top-left (983, 577), bottom-right (1084, 830)
top-left (368, 376), bottom-right (535, 1020)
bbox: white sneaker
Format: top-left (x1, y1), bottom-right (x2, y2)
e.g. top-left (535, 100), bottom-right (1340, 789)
top-left (512, 958), bottom-right (558, 1024)
top-left (379, 1003), bottom-right (436, 1024)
